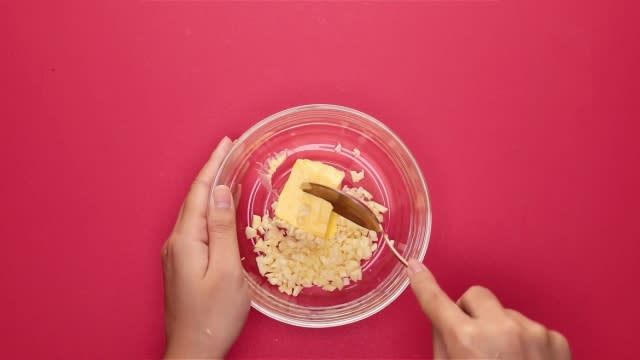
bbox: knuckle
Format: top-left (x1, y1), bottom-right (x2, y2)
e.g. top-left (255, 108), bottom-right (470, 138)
top-left (212, 265), bottom-right (244, 283)
top-left (165, 236), bottom-right (177, 251)
top-left (451, 322), bottom-right (476, 344)
top-left (411, 271), bottom-right (432, 286)
top-left (528, 323), bottom-right (548, 342)
top-left (492, 320), bottom-right (523, 347)
top-left (466, 285), bottom-right (491, 299)
top-left (550, 330), bottom-right (569, 348)
top-left (164, 237), bottom-right (188, 258)
top-left (210, 221), bottom-right (235, 236)
top-left (164, 239), bottom-right (177, 256)
top-left (209, 211), bottom-right (236, 233)
top-left (411, 275), bottom-right (435, 296)
top-left (191, 178), bottom-right (209, 191)
top-left (161, 242), bottom-right (170, 262)
top-left (499, 318), bottom-right (521, 335)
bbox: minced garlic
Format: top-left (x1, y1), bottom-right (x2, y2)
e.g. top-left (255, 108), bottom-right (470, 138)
top-left (350, 170), bottom-right (364, 183)
top-left (245, 185), bottom-right (389, 296)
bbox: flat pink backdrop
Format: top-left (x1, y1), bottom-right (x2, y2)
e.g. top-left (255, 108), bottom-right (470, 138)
top-left (1, 1), bottom-right (638, 359)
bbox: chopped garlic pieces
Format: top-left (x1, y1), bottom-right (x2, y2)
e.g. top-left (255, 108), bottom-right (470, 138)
top-left (343, 186), bottom-right (373, 200)
top-left (367, 201), bottom-right (388, 214)
top-left (250, 150), bottom-right (394, 297)
top-left (266, 150), bottom-right (288, 176)
top-left (247, 184), bottom-right (390, 297)
top-left (251, 215), bottom-right (261, 229)
top-left (350, 170), bottom-right (365, 183)
top-left (245, 227), bottom-right (257, 239)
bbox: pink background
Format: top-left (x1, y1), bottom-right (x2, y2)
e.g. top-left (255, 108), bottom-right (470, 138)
top-left (1, 1), bottom-right (638, 359)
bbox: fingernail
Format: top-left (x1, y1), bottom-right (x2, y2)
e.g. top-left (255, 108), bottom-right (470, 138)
top-left (213, 185), bottom-right (232, 208)
top-left (407, 259), bottom-right (426, 275)
top-left (220, 136), bottom-right (231, 146)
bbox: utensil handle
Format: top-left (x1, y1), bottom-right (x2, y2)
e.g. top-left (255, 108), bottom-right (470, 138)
top-left (385, 236), bottom-right (408, 267)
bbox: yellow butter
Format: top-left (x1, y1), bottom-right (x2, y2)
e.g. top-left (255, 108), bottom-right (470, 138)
top-left (275, 159), bottom-right (345, 238)
top-left (325, 212), bottom-right (339, 239)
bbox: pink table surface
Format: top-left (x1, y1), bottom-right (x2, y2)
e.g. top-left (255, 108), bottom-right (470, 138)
top-left (1, 1), bottom-right (638, 359)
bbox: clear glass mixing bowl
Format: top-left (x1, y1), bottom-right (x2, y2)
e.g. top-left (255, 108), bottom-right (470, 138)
top-left (213, 104), bottom-right (431, 327)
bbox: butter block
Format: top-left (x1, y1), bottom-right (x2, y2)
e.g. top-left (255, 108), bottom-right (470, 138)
top-left (275, 159), bottom-right (345, 238)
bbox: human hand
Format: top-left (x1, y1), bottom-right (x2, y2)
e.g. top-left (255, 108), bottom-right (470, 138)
top-left (162, 137), bottom-right (250, 359)
top-left (408, 260), bottom-right (570, 360)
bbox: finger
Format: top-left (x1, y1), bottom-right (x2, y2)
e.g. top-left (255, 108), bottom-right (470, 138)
top-left (505, 309), bottom-right (549, 360)
top-left (407, 259), bottom-right (469, 330)
top-left (549, 330), bottom-right (571, 360)
top-left (432, 326), bottom-right (448, 359)
top-left (177, 137), bottom-right (233, 232)
top-left (456, 286), bottom-right (504, 319)
top-left (206, 185), bottom-right (242, 276)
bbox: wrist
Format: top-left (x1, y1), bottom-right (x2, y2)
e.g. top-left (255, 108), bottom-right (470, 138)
top-left (165, 332), bottom-right (225, 360)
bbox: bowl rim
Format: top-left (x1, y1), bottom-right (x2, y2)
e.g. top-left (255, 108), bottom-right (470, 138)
top-left (214, 104), bottom-right (432, 328)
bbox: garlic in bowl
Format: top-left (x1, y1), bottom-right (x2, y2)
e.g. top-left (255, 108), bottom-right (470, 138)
top-left (212, 104), bottom-right (431, 328)
top-left (245, 158), bottom-right (391, 297)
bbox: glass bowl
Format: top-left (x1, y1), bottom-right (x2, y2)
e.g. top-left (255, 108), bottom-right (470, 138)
top-left (213, 104), bottom-right (431, 328)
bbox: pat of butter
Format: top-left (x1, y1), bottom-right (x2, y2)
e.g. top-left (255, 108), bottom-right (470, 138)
top-left (275, 159), bottom-right (345, 238)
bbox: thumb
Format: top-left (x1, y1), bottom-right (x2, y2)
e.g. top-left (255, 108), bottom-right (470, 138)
top-left (407, 259), bottom-right (467, 329)
top-left (207, 185), bottom-right (241, 274)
